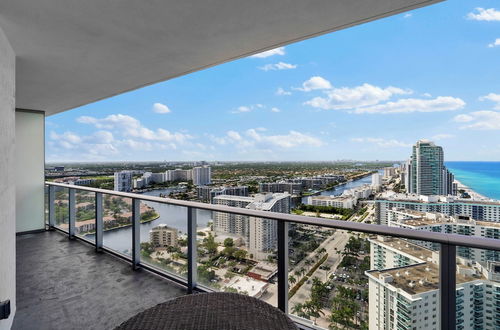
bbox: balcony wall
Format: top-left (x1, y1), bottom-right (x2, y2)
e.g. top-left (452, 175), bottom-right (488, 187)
top-left (0, 24), bottom-right (16, 330)
top-left (15, 110), bottom-right (45, 233)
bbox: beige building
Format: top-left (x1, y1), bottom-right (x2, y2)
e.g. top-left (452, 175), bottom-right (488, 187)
top-left (150, 224), bottom-right (178, 248)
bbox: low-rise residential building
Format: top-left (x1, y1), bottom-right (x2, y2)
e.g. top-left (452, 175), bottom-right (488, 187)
top-left (197, 185), bottom-right (248, 203)
top-left (259, 182), bottom-right (304, 195)
top-left (150, 224), bottom-right (178, 248)
top-left (375, 192), bottom-right (500, 225)
top-left (387, 209), bottom-right (500, 262)
top-left (307, 195), bottom-right (356, 209)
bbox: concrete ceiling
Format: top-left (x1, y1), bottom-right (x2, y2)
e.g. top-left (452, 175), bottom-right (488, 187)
top-left (0, 0), bottom-right (442, 115)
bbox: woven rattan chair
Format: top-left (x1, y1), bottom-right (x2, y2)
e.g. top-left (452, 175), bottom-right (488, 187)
top-left (114, 292), bottom-right (298, 330)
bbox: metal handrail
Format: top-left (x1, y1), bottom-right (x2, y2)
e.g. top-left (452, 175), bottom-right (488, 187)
top-left (45, 181), bottom-right (500, 251)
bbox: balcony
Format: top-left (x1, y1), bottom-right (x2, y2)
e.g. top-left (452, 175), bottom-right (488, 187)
top-left (13, 231), bottom-right (185, 329)
top-left (6, 182), bottom-right (499, 329)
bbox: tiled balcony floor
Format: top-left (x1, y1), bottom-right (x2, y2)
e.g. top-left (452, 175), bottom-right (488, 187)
top-left (13, 231), bottom-right (185, 330)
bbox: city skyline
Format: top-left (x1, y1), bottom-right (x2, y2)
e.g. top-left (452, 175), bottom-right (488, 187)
top-left (46, 0), bottom-right (500, 162)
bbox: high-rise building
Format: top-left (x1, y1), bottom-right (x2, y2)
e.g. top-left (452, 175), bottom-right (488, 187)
top-left (368, 209), bottom-right (500, 330)
top-left (212, 193), bottom-right (291, 260)
top-left (114, 170), bottom-right (133, 192)
top-left (367, 234), bottom-right (500, 330)
top-left (405, 140), bottom-right (454, 196)
top-left (192, 165), bottom-right (211, 186)
top-left (165, 169), bottom-right (192, 182)
top-left (371, 173), bottom-right (382, 188)
top-left (383, 167), bottom-right (396, 179)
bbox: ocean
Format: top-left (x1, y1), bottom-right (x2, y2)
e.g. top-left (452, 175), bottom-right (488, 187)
top-left (446, 162), bottom-right (500, 201)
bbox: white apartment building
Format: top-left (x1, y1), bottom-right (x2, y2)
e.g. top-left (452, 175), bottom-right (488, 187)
top-left (372, 173), bottom-right (382, 189)
top-left (192, 165), bottom-right (211, 186)
top-left (383, 167), bottom-right (397, 179)
top-left (114, 170), bottom-right (133, 192)
top-left (307, 195), bottom-right (355, 209)
top-left (368, 235), bottom-right (500, 330)
top-left (212, 193), bottom-right (291, 260)
top-left (197, 186), bottom-right (248, 203)
top-left (165, 169), bottom-right (192, 182)
top-left (375, 192), bottom-right (500, 225)
top-left (150, 224), bottom-right (178, 248)
top-left (387, 209), bottom-right (500, 262)
top-left (212, 195), bottom-right (254, 237)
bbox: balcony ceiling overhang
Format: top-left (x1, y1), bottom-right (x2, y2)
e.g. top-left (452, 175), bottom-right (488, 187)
top-left (0, 0), bottom-right (442, 115)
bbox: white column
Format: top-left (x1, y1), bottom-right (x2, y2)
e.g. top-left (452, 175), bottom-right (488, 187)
top-left (0, 25), bottom-right (16, 330)
top-left (15, 110), bottom-right (45, 233)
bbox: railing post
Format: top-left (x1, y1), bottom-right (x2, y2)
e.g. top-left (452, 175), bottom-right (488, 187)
top-left (277, 220), bottom-right (289, 313)
top-left (132, 198), bottom-right (141, 270)
top-left (48, 185), bottom-right (55, 229)
top-left (95, 192), bottom-right (103, 251)
top-left (187, 206), bottom-right (198, 293)
top-left (440, 243), bottom-right (456, 330)
top-left (68, 188), bottom-right (76, 238)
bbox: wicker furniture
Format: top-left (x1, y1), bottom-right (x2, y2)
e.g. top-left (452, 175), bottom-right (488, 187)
top-left (114, 292), bottom-right (298, 330)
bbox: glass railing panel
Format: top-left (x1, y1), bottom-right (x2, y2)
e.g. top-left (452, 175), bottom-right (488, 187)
top-left (455, 245), bottom-right (500, 330)
top-left (74, 190), bottom-right (96, 242)
top-left (98, 194), bottom-right (133, 256)
top-left (196, 208), bottom-right (278, 307)
top-left (44, 185), bottom-right (49, 226)
top-left (53, 187), bottom-right (69, 231)
top-left (288, 226), bottom-right (369, 329)
top-left (138, 196), bottom-right (188, 279)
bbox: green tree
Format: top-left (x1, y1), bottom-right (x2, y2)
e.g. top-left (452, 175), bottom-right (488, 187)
top-left (223, 237), bottom-right (234, 248)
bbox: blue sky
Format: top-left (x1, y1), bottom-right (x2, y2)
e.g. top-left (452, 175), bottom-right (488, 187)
top-left (46, 0), bottom-right (500, 162)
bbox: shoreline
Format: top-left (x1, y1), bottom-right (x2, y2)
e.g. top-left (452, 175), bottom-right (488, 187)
top-left (81, 213), bottom-right (160, 237)
top-left (454, 179), bottom-right (493, 201)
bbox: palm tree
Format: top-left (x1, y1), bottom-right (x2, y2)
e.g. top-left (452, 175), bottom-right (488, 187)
top-left (300, 267), bottom-right (306, 277)
top-left (289, 275), bottom-right (297, 286)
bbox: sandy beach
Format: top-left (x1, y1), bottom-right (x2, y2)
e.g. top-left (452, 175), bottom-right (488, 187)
top-left (455, 179), bottom-right (493, 201)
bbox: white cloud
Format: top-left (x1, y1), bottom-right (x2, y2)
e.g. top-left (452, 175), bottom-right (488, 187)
top-left (351, 137), bottom-right (411, 148)
top-left (276, 88), bottom-right (292, 96)
top-left (152, 102), bottom-right (171, 114)
top-left (259, 62), bottom-right (297, 71)
top-left (49, 130), bottom-right (119, 158)
top-left (211, 129), bottom-right (323, 150)
top-left (250, 47), bottom-right (285, 58)
top-left (296, 76), bottom-right (332, 92)
top-left (227, 130), bottom-right (242, 141)
top-left (232, 106), bottom-right (252, 113)
top-left (453, 114), bottom-right (474, 123)
top-left (488, 38), bottom-right (500, 48)
top-left (454, 111), bottom-right (500, 130)
top-left (467, 8), bottom-right (500, 21)
top-left (245, 129), bottom-right (323, 148)
top-left (305, 83), bottom-right (411, 110)
top-left (479, 93), bottom-right (500, 110)
top-left (431, 134), bottom-right (454, 141)
top-left (231, 104), bottom-right (267, 114)
top-left (404, 13), bottom-right (412, 18)
top-left (353, 96), bottom-right (465, 114)
top-left (76, 114), bottom-right (192, 143)
top-left (271, 107), bottom-right (281, 113)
